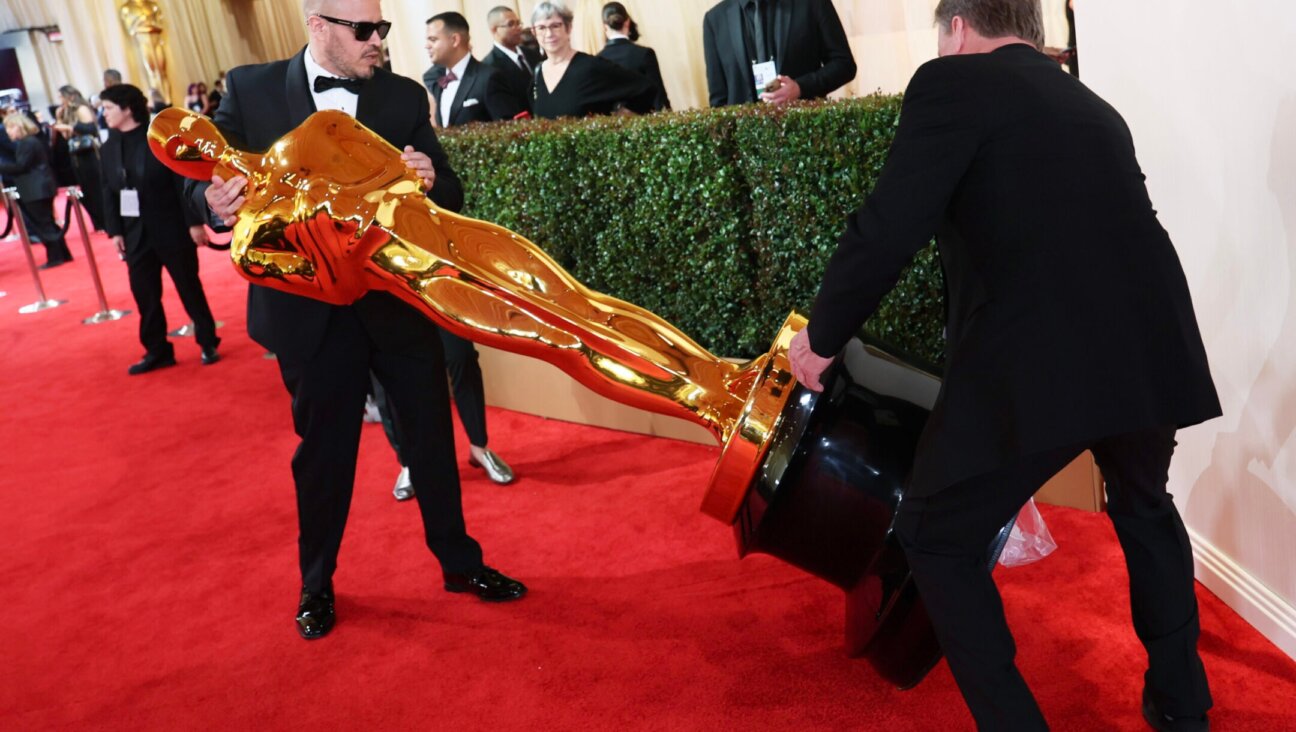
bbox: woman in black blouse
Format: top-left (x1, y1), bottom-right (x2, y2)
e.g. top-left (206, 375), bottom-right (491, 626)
top-left (598, 2), bottom-right (670, 111)
top-left (52, 85), bottom-right (106, 230)
top-left (530, 1), bottom-right (655, 120)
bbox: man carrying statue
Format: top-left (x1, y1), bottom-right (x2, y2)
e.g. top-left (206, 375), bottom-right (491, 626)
top-left (192, 0), bottom-right (527, 642)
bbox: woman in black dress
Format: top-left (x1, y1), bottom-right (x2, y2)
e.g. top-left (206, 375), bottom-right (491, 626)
top-left (530, 1), bottom-right (655, 120)
top-left (52, 85), bottom-right (106, 230)
top-left (598, 2), bottom-right (670, 111)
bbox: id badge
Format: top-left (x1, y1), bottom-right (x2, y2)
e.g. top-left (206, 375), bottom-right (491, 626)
top-left (752, 61), bottom-right (778, 96)
top-left (120, 188), bottom-right (140, 218)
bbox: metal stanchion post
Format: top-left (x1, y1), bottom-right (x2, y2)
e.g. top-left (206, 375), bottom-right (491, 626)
top-left (4, 187), bottom-right (66, 314)
top-left (67, 186), bottom-right (131, 324)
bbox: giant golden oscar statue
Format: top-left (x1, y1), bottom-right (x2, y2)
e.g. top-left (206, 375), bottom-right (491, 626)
top-left (148, 107), bottom-right (950, 687)
top-left (119, 0), bottom-right (171, 104)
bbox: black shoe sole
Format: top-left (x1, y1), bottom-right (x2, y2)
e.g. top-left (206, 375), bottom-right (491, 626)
top-left (443, 583), bottom-right (528, 602)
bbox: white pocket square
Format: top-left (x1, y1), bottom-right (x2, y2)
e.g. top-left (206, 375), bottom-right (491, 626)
top-left (462, 98), bottom-right (479, 108)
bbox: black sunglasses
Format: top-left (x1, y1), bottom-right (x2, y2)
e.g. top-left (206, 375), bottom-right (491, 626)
top-left (316, 14), bottom-right (392, 42)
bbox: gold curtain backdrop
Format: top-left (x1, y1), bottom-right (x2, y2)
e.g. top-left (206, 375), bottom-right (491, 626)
top-left (2, 0), bottom-right (1070, 117)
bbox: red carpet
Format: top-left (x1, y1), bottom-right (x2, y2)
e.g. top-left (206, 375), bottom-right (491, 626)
top-left (2, 224), bottom-right (1294, 731)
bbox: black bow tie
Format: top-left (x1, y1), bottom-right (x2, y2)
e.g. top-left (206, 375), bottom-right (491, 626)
top-left (314, 75), bottom-right (365, 94)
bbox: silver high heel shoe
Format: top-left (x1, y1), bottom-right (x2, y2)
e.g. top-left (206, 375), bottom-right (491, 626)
top-left (392, 466), bottom-right (414, 501)
top-left (469, 449), bottom-right (515, 485)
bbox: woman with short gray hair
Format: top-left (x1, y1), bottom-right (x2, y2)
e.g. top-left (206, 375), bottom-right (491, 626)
top-left (530, 0), bottom-right (656, 119)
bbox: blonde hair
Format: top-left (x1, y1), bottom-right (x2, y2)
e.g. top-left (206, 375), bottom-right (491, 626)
top-left (4, 112), bottom-right (38, 138)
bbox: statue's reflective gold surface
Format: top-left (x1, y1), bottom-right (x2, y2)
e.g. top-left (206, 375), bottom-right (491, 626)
top-left (147, 108), bottom-right (803, 523)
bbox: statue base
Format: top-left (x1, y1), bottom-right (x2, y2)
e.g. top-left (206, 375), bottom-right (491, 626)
top-left (707, 326), bottom-right (961, 688)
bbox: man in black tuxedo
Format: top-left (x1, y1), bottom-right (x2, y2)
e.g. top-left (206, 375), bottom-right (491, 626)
top-left (789, 1), bottom-right (1218, 730)
top-left (194, 0), bottom-right (526, 641)
top-left (364, 10), bottom-right (519, 496)
top-left (702, 0), bottom-right (856, 108)
top-left (423, 12), bottom-right (524, 126)
top-left (482, 6), bottom-right (542, 114)
top-left (99, 83), bottom-right (220, 375)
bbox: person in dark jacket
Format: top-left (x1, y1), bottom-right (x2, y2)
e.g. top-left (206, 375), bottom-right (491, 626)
top-left (482, 5), bottom-right (543, 115)
top-left (789, 1), bottom-right (1217, 730)
top-left (598, 2), bottom-right (670, 112)
top-left (193, 0), bottom-right (527, 641)
top-left (702, 0), bottom-right (856, 107)
top-left (0, 112), bottom-right (73, 267)
top-left (99, 84), bottom-right (220, 375)
top-left (422, 11), bottom-right (524, 125)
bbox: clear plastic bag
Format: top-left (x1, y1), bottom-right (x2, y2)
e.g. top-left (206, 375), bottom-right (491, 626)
top-left (998, 497), bottom-right (1057, 567)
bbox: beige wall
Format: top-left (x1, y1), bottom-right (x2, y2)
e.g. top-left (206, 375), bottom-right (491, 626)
top-left (1081, 2), bottom-right (1296, 659)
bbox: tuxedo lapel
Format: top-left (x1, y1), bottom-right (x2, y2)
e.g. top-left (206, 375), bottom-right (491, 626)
top-left (726, 0), bottom-right (747, 65)
top-left (355, 70), bottom-right (383, 129)
top-left (284, 49), bottom-right (316, 127)
top-left (773, 0), bottom-right (792, 71)
top-left (429, 67), bottom-right (445, 108)
top-left (449, 60), bottom-right (481, 126)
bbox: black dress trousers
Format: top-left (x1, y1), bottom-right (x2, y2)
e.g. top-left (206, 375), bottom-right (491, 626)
top-left (892, 426), bottom-right (1211, 730)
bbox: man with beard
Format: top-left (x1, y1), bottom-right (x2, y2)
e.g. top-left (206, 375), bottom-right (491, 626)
top-left (193, 0), bottom-right (527, 641)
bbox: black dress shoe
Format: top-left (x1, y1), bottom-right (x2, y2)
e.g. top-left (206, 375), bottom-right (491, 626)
top-left (38, 258), bottom-right (70, 270)
top-left (296, 587), bottom-right (336, 640)
top-left (444, 566), bottom-right (527, 602)
top-left (200, 346), bottom-right (221, 365)
top-left (1142, 686), bottom-right (1209, 731)
top-left (127, 351), bottom-right (177, 375)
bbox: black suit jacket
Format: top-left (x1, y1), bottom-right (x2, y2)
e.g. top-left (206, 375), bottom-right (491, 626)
top-left (702, 0), bottom-right (856, 107)
top-left (423, 57), bottom-right (524, 126)
top-left (598, 39), bottom-right (671, 112)
top-left (100, 127), bottom-right (202, 262)
top-left (482, 45), bottom-right (542, 114)
top-left (0, 136), bottom-right (59, 203)
top-left (186, 48), bottom-right (464, 360)
top-left (806, 45), bottom-right (1221, 496)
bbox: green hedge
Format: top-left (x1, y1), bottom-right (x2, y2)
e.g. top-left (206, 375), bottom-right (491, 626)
top-left (440, 96), bottom-right (945, 365)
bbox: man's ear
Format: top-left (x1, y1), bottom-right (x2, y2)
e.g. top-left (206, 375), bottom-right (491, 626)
top-left (949, 15), bottom-right (966, 52)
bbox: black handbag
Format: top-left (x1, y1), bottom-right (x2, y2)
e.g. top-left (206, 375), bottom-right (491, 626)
top-left (68, 134), bottom-right (97, 154)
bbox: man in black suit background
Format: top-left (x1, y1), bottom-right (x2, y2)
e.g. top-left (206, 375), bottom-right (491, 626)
top-left (702, 0), bottom-right (856, 108)
top-left (482, 6), bottom-right (542, 114)
top-left (362, 11), bottom-right (520, 498)
top-left (99, 83), bottom-right (220, 375)
top-left (423, 12), bottom-right (524, 126)
top-left (196, 0), bottom-right (526, 642)
top-left (789, 1), bottom-right (1217, 730)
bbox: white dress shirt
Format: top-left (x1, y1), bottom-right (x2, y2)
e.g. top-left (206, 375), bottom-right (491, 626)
top-left (438, 53), bottom-right (472, 128)
top-left (493, 42), bottom-right (531, 74)
top-left (304, 45), bottom-right (359, 117)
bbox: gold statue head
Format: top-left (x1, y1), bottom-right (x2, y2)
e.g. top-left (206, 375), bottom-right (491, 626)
top-left (149, 106), bottom-right (433, 306)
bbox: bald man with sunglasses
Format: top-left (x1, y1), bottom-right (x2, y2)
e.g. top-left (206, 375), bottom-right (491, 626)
top-left (189, 0), bottom-right (527, 642)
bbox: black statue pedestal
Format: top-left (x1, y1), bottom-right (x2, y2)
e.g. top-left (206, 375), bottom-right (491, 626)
top-left (730, 338), bottom-right (1013, 689)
